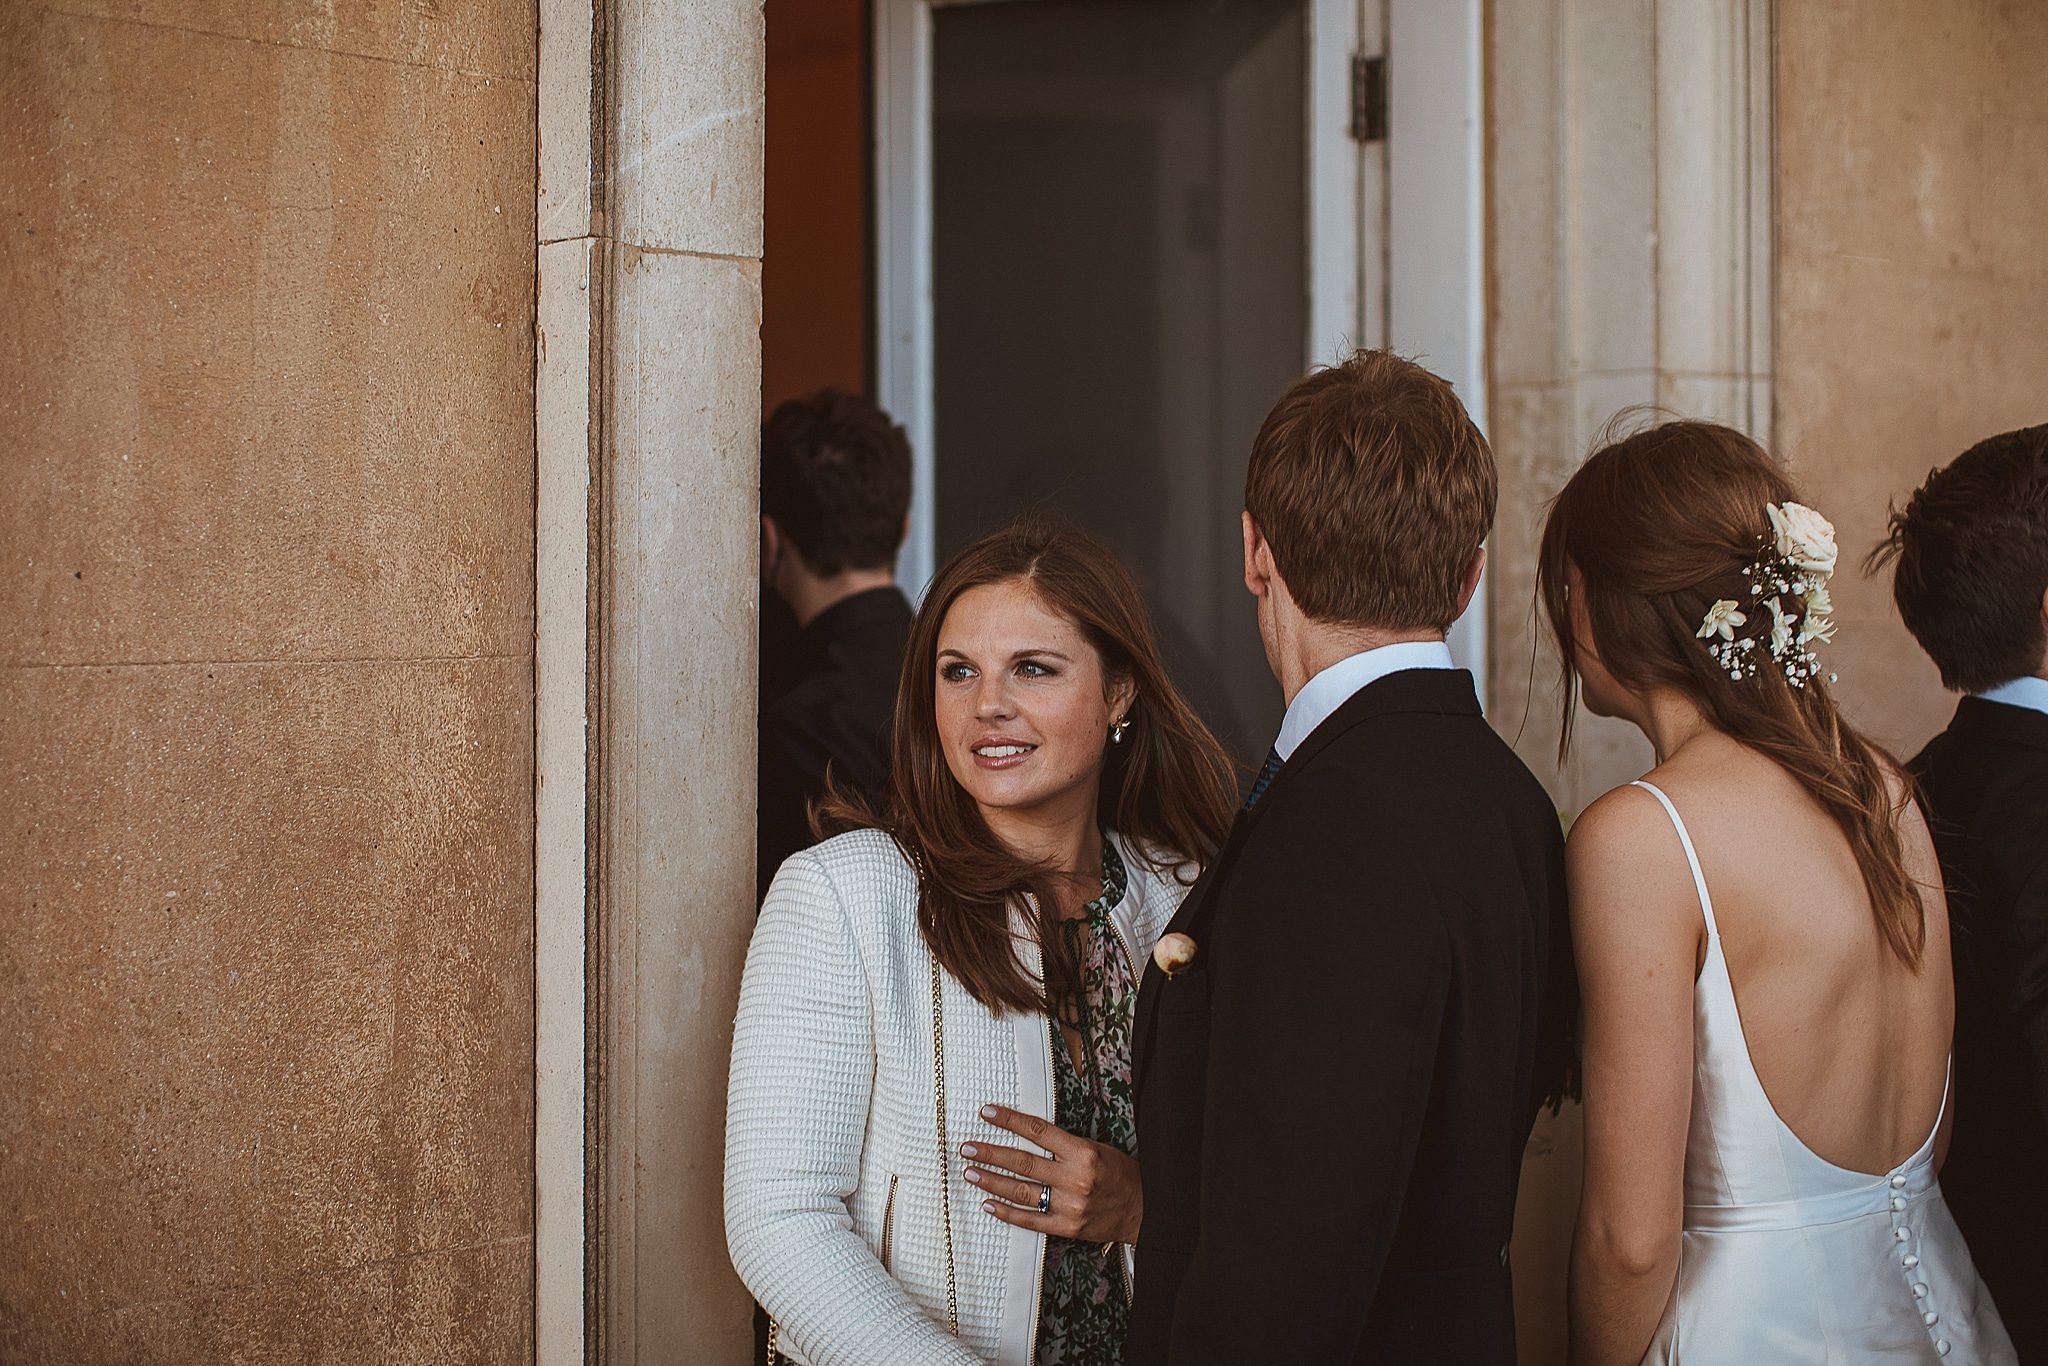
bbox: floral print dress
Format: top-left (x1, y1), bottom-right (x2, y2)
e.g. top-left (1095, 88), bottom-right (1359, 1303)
top-left (1034, 839), bottom-right (1138, 1365)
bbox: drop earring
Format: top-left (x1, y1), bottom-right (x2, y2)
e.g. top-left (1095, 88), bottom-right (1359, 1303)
top-left (1110, 717), bottom-right (1130, 745)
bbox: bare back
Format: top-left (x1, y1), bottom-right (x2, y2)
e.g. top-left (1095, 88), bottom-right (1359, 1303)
top-left (1643, 735), bottom-right (1952, 1174)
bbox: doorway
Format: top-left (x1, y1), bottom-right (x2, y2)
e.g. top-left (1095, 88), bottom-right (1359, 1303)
top-left (878, 0), bottom-right (1385, 762)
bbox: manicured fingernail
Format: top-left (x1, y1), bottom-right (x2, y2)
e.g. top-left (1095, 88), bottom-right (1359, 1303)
top-left (982, 1200), bottom-right (996, 1214)
top-left (980, 1105), bottom-right (997, 1119)
top-left (960, 1144), bottom-right (978, 1158)
top-left (964, 1169), bottom-right (982, 1184)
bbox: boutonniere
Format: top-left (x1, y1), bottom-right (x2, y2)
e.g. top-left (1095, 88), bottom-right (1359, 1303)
top-left (1152, 932), bottom-right (1198, 978)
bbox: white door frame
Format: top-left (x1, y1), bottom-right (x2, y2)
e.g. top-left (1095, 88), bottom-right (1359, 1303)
top-left (1385, 0), bottom-right (1488, 688)
top-left (873, 0), bottom-right (1487, 688)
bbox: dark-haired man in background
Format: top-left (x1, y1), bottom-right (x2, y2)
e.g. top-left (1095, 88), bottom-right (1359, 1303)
top-left (1874, 423), bottom-right (2048, 1361)
top-left (757, 388), bottom-right (915, 901)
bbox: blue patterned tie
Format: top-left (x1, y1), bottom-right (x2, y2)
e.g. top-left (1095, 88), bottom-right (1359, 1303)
top-left (1243, 746), bottom-right (1284, 811)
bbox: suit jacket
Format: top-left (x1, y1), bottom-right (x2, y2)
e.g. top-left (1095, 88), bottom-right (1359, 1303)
top-left (1127, 667), bottom-right (1571, 1365)
top-left (1910, 695), bottom-right (2048, 1363)
top-left (757, 586), bottom-right (912, 901)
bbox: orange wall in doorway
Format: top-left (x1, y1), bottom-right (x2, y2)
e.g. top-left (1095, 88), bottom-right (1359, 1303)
top-left (765, 0), bottom-right (870, 408)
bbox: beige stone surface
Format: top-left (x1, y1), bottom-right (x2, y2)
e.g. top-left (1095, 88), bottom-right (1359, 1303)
top-left (533, 233), bottom-right (594, 1364)
top-left (1, 0), bottom-right (538, 1356)
top-left (3, 6), bottom-right (536, 668)
top-left (612, 0), bottom-right (765, 257)
top-left (45, 0), bottom-right (536, 80)
top-left (1, 660), bottom-right (533, 1339)
top-left (598, 242), bottom-right (761, 1363)
top-left (1776, 0), bottom-right (2048, 757)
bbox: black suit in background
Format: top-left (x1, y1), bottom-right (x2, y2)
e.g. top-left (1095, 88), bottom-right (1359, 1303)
top-left (1910, 695), bottom-right (2048, 1362)
top-left (756, 585), bottom-right (912, 901)
top-left (1128, 668), bottom-right (1572, 1365)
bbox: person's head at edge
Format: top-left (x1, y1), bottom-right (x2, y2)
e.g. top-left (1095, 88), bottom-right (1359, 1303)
top-left (760, 387), bottom-right (913, 626)
top-left (823, 516), bottom-right (1236, 1015)
top-left (1240, 349), bottom-right (1494, 699)
top-left (1867, 423), bottom-right (2048, 693)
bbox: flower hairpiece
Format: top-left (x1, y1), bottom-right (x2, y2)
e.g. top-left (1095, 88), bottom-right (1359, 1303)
top-left (1697, 501), bottom-right (1840, 688)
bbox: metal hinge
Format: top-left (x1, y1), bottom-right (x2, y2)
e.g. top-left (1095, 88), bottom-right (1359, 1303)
top-left (1351, 53), bottom-right (1387, 142)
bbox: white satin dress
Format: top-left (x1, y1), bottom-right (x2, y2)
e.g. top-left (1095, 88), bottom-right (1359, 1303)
top-left (1631, 781), bottom-right (2016, 1365)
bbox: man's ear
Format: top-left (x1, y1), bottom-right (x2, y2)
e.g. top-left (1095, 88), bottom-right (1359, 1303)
top-left (1454, 545), bottom-right (1488, 619)
top-left (760, 516), bottom-right (783, 578)
top-left (1242, 511), bottom-right (1274, 599)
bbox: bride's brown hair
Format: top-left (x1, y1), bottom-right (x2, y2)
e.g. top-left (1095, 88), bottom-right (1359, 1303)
top-left (820, 517), bottom-right (1237, 1014)
top-left (1538, 420), bottom-right (1926, 966)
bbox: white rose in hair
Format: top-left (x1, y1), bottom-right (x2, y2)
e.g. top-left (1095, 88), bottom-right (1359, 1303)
top-left (1767, 501), bottom-right (1838, 575)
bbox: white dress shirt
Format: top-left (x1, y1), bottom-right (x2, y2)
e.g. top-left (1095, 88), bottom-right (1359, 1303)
top-left (1976, 674), bottom-right (2048, 717)
top-left (1272, 639), bottom-right (1458, 760)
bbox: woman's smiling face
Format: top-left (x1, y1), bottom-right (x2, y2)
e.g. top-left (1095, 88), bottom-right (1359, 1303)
top-left (934, 577), bottom-right (1134, 829)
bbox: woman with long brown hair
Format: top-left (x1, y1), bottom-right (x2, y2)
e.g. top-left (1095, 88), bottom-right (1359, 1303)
top-left (726, 517), bottom-right (1235, 1365)
top-left (1542, 421), bottom-right (2014, 1364)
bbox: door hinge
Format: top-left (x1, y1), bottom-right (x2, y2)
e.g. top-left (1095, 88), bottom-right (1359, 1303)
top-left (1351, 54), bottom-right (1387, 142)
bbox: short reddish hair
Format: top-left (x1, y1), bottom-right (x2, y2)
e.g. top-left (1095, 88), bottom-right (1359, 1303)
top-left (1244, 350), bottom-right (1495, 631)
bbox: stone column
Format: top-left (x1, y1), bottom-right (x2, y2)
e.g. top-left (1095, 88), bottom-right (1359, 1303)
top-left (1484, 6), bottom-right (1773, 1364)
top-left (536, 0), bottom-right (764, 1360)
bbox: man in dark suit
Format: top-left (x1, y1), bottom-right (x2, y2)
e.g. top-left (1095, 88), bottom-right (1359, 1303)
top-left (756, 387), bottom-right (915, 898)
top-left (1128, 351), bottom-right (1573, 1364)
top-left (1875, 423), bottom-right (2048, 1361)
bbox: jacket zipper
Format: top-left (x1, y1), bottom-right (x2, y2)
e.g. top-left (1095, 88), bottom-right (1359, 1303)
top-left (880, 1173), bottom-right (900, 1273)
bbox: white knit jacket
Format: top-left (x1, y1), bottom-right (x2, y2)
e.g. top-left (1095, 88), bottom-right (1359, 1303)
top-left (725, 827), bottom-right (1188, 1366)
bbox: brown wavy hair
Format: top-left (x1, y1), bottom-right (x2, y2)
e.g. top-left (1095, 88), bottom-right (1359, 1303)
top-left (1538, 420), bottom-right (1927, 966)
top-left (821, 517), bottom-right (1237, 1014)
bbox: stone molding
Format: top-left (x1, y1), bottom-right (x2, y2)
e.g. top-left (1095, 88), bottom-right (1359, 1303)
top-left (535, 0), bottom-right (763, 1360)
top-left (1488, 0), bottom-right (1774, 819)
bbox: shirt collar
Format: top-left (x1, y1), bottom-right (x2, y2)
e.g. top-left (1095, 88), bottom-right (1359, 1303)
top-left (1273, 639), bottom-right (1456, 760)
top-left (1976, 674), bottom-right (2048, 718)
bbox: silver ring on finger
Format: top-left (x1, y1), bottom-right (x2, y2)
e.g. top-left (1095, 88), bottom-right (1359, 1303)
top-left (1036, 1183), bottom-right (1052, 1213)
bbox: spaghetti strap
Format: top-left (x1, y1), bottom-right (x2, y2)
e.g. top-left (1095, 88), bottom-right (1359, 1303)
top-left (1630, 779), bottom-right (1721, 939)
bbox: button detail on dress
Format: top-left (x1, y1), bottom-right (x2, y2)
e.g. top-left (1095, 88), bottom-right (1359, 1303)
top-left (1924, 1312), bottom-right (1940, 1326)
top-left (1894, 1228), bottom-right (1911, 1243)
top-left (1936, 1341), bottom-right (1950, 1356)
top-left (1912, 1283), bottom-right (1929, 1298)
top-left (1890, 1173), bottom-right (1908, 1188)
top-left (1890, 1195), bottom-right (1907, 1211)
top-left (1902, 1254), bottom-right (1921, 1268)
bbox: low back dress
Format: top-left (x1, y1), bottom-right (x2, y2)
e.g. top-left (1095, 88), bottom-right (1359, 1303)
top-left (1630, 780), bottom-right (2015, 1365)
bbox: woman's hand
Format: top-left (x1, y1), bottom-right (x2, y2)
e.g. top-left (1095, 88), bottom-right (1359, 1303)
top-left (960, 1103), bottom-right (1142, 1244)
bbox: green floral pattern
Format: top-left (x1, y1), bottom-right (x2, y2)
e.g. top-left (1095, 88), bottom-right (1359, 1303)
top-left (1034, 838), bottom-right (1136, 1366)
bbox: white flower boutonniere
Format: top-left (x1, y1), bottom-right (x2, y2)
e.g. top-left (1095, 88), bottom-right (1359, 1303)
top-left (1152, 932), bottom-right (1198, 978)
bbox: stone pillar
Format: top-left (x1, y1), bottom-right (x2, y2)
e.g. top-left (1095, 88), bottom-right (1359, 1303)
top-left (535, 0), bottom-right (764, 1359)
top-left (1484, 6), bottom-right (1773, 1363)
top-left (1487, 0), bottom-right (1773, 814)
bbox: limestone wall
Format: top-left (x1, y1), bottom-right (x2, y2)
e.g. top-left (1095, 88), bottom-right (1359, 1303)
top-left (1776, 0), bottom-right (2048, 757)
top-left (0, 0), bottom-right (538, 1357)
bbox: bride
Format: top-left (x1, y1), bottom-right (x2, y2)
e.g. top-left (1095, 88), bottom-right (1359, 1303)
top-left (1540, 421), bottom-right (2015, 1364)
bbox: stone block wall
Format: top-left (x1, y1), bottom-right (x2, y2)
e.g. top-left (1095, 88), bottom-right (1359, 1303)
top-left (1776, 0), bottom-right (2048, 757)
top-left (1, 0), bottom-right (538, 1358)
